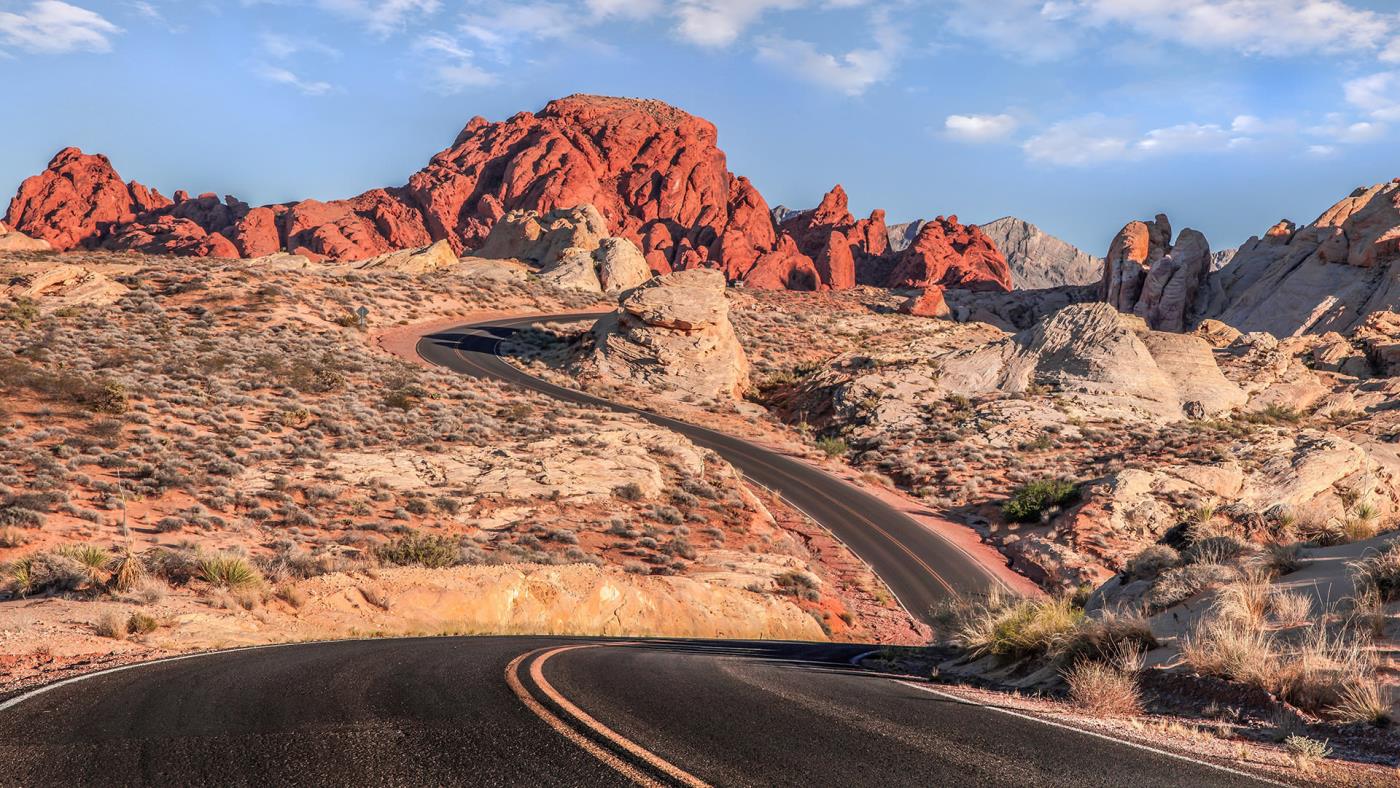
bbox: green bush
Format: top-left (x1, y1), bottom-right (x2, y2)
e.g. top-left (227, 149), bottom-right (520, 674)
top-left (1003, 478), bottom-right (1079, 523)
top-left (815, 436), bottom-right (848, 459)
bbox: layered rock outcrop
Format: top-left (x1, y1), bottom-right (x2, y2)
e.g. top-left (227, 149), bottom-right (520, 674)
top-left (587, 268), bottom-right (750, 399)
top-left (0, 221), bottom-right (51, 252)
top-left (1102, 214), bottom-right (1212, 331)
top-left (1199, 181), bottom-right (1400, 335)
top-left (936, 303), bottom-right (1245, 422)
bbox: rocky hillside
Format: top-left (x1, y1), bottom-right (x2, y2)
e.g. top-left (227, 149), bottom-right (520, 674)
top-left (5, 96), bottom-right (1009, 295)
top-left (976, 217), bottom-right (1102, 290)
top-left (1096, 180), bottom-right (1400, 337)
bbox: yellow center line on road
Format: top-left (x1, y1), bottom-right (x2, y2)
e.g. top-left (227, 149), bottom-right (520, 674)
top-left (506, 645), bottom-right (711, 788)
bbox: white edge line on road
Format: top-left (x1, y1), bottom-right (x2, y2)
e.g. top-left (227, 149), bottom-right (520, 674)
top-left (0, 638), bottom-right (348, 714)
top-left (895, 680), bottom-right (1287, 787)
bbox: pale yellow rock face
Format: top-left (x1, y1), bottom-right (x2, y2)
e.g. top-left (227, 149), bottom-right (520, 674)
top-left (0, 227), bottom-right (51, 252)
top-left (936, 302), bottom-right (1245, 422)
top-left (472, 205), bottom-right (609, 266)
top-left (355, 239), bottom-right (459, 273)
top-left (324, 423), bottom-right (705, 504)
top-left (589, 268), bottom-right (751, 399)
top-left (2, 262), bottom-right (128, 311)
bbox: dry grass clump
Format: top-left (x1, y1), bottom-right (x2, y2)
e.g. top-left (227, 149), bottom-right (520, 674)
top-left (93, 610), bottom-right (128, 640)
top-left (1183, 612), bottom-right (1381, 722)
top-left (956, 592), bottom-right (1084, 659)
top-left (1063, 643), bottom-right (1144, 717)
top-left (1352, 540), bottom-right (1400, 603)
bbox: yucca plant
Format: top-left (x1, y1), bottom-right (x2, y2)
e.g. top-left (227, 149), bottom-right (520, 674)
top-left (198, 554), bottom-right (261, 589)
top-left (109, 549), bottom-right (147, 593)
top-left (56, 544), bottom-right (112, 583)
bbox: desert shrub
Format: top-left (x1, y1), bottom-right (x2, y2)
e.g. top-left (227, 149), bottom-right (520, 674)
top-left (197, 554), bottom-right (261, 589)
top-left (1064, 652), bottom-right (1142, 716)
top-left (376, 531), bottom-right (458, 569)
top-left (1182, 617), bottom-right (1278, 687)
top-left (126, 612), bottom-right (159, 635)
top-left (1261, 541), bottom-right (1306, 576)
top-left (815, 436), bottom-right (847, 459)
top-left (1002, 478), bottom-right (1078, 523)
top-left (1328, 681), bottom-right (1391, 727)
top-left (1283, 736), bottom-right (1331, 772)
top-left (5, 552), bottom-right (88, 597)
top-left (109, 550), bottom-right (147, 592)
top-left (1124, 545), bottom-right (1180, 581)
top-left (773, 570), bottom-right (820, 601)
top-left (1146, 562), bottom-right (1237, 610)
top-left (612, 482), bottom-right (645, 501)
top-left (94, 611), bottom-right (128, 640)
top-left (1352, 540), bottom-right (1400, 602)
top-left (1056, 612), bottom-right (1158, 665)
top-left (144, 547), bottom-right (200, 586)
top-left (958, 593), bottom-right (1084, 659)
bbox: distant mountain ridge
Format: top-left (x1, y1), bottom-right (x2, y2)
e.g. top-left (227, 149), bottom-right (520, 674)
top-left (869, 215), bottom-right (1101, 291)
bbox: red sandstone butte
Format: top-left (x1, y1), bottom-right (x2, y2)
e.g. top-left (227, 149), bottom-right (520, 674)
top-left (5, 95), bottom-right (1012, 293)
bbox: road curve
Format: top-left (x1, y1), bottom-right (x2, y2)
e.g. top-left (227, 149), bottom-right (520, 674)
top-left (417, 314), bottom-right (1004, 623)
top-left (0, 637), bottom-right (1272, 786)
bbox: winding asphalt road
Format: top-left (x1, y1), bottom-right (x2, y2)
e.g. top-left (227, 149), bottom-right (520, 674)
top-left (0, 637), bottom-right (1271, 786)
top-left (0, 316), bottom-right (1277, 786)
top-left (419, 314), bottom-right (1003, 623)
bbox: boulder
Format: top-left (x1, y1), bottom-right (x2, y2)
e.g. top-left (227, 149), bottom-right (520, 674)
top-left (472, 205), bottom-right (609, 266)
top-left (899, 286), bottom-right (951, 318)
top-left (355, 239), bottom-right (459, 273)
top-left (539, 247), bottom-right (603, 292)
top-left (936, 302), bottom-right (1246, 421)
top-left (0, 225), bottom-right (51, 252)
top-left (588, 268), bottom-right (750, 399)
top-left (594, 237), bottom-right (651, 293)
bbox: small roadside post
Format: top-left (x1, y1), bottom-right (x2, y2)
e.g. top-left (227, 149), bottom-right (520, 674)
top-left (356, 305), bottom-right (370, 330)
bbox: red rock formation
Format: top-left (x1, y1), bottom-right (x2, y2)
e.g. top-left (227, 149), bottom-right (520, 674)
top-left (741, 235), bottom-right (820, 290)
top-left (6, 147), bottom-right (171, 250)
top-left (899, 286), bottom-right (951, 318)
top-left (884, 216), bottom-right (1012, 292)
top-left (4, 96), bottom-right (1012, 294)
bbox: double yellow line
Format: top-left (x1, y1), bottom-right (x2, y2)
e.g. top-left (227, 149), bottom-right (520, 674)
top-left (506, 645), bottom-right (710, 788)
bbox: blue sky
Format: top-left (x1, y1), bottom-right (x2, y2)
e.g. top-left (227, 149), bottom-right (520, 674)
top-left (4, 0), bottom-right (1400, 254)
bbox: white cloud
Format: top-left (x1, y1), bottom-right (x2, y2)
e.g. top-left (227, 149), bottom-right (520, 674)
top-left (756, 36), bottom-right (893, 95)
top-left (461, 2), bottom-right (579, 52)
top-left (754, 8), bottom-right (901, 95)
top-left (0, 1), bottom-right (121, 54)
top-left (944, 113), bottom-right (1019, 142)
top-left (315, 0), bottom-right (440, 36)
top-left (1022, 114), bottom-right (1133, 165)
top-left (254, 63), bottom-right (334, 95)
top-left (1345, 71), bottom-right (1400, 120)
top-left (585, 0), bottom-right (662, 17)
top-left (1023, 114), bottom-right (1254, 165)
top-left (413, 32), bottom-right (497, 91)
top-left (675, 0), bottom-right (803, 47)
top-left (259, 31), bottom-right (341, 59)
top-left (1134, 122), bottom-right (1234, 155)
top-left (1307, 144), bottom-right (1338, 157)
top-left (952, 0), bottom-right (1399, 62)
top-left (945, 0), bottom-right (1082, 63)
top-left (1072, 0), bottom-right (1393, 58)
